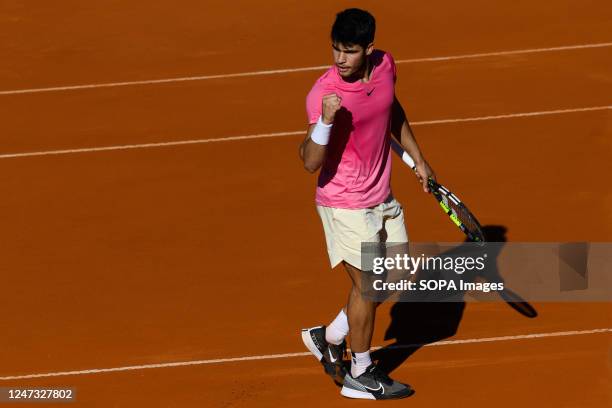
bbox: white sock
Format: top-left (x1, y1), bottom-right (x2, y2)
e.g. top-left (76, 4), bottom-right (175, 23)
top-left (351, 351), bottom-right (372, 378)
top-left (325, 309), bottom-right (349, 345)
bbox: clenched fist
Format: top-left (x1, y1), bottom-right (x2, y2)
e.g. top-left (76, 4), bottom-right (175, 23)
top-left (321, 93), bottom-right (342, 125)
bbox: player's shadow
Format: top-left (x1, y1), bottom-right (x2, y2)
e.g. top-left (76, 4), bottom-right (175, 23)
top-left (372, 225), bottom-right (538, 374)
top-left (318, 108), bottom-right (353, 188)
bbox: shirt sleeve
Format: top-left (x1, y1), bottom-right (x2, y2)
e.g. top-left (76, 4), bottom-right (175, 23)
top-left (305, 82), bottom-right (323, 124)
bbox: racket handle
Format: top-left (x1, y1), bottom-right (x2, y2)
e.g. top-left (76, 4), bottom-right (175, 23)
top-left (390, 138), bottom-right (416, 170)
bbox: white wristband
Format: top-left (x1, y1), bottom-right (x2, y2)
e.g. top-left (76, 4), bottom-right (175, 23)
top-left (310, 116), bottom-right (333, 145)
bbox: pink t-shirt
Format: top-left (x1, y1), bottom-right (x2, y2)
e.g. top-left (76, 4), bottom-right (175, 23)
top-left (306, 50), bottom-right (397, 209)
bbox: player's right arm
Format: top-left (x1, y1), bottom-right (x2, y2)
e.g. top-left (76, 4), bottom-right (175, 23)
top-left (299, 125), bottom-right (324, 173)
top-left (299, 93), bottom-right (342, 173)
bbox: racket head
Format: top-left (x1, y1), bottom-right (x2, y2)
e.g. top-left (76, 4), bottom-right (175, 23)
top-left (427, 179), bottom-right (486, 244)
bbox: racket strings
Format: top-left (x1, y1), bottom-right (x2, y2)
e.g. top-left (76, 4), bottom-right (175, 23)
top-left (437, 191), bottom-right (483, 240)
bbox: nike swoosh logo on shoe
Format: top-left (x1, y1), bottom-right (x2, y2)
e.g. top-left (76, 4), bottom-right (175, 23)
top-left (364, 382), bottom-right (384, 394)
top-left (328, 349), bottom-right (337, 363)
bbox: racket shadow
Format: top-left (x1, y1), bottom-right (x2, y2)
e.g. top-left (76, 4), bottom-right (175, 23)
top-left (372, 225), bottom-right (538, 375)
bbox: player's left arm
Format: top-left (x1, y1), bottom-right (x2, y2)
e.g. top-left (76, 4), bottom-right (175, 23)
top-left (391, 95), bottom-right (435, 192)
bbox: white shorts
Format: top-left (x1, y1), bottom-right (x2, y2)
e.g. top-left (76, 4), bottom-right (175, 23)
top-left (316, 195), bottom-right (408, 270)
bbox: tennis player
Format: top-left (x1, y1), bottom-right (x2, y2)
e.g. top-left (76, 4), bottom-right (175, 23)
top-left (299, 8), bottom-right (435, 400)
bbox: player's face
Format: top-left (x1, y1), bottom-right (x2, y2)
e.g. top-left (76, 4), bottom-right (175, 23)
top-left (332, 42), bottom-right (370, 78)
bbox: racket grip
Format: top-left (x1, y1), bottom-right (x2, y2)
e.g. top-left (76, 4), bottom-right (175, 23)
top-left (390, 138), bottom-right (416, 170)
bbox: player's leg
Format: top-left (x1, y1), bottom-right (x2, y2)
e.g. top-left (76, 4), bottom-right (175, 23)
top-left (340, 197), bottom-right (414, 400)
top-left (344, 196), bottom-right (408, 360)
top-left (343, 261), bottom-right (376, 372)
top-left (343, 262), bottom-right (375, 353)
top-left (340, 258), bottom-right (414, 400)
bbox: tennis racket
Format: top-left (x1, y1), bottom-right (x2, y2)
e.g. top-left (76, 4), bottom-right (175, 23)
top-left (391, 138), bottom-right (485, 244)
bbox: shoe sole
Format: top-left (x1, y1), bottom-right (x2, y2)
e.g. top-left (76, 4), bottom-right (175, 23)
top-left (301, 327), bottom-right (324, 361)
top-left (340, 386), bottom-right (376, 400)
top-left (341, 383), bottom-right (415, 400)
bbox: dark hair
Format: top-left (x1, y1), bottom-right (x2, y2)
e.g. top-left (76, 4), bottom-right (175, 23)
top-left (331, 8), bottom-right (376, 49)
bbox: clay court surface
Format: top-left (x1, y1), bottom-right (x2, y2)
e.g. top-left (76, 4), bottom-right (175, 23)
top-left (1, 1), bottom-right (611, 406)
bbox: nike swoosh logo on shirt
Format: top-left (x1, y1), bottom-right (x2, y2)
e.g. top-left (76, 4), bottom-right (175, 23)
top-left (366, 88), bottom-right (375, 96)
